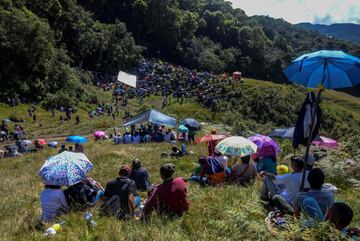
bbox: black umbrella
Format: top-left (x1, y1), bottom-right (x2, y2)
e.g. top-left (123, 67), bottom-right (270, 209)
top-left (182, 118), bottom-right (201, 131)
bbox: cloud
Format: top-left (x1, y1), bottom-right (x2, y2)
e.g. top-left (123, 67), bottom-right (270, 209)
top-left (229, 0), bottom-right (360, 24)
top-left (313, 14), bottom-right (333, 25)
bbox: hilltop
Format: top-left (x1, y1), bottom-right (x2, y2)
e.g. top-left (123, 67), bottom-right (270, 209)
top-left (1, 77), bottom-right (360, 240)
top-left (2, 0), bottom-right (360, 105)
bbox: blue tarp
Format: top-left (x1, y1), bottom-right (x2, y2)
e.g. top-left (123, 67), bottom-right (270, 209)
top-left (122, 109), bottom-right (177, 127)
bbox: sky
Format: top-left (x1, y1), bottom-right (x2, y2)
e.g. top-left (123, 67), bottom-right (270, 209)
top-left (229, 0), bottom-right (360, 25)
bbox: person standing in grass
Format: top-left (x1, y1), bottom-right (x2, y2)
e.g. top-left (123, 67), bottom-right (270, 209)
top-left (142, 163), bottom-right (189, 220)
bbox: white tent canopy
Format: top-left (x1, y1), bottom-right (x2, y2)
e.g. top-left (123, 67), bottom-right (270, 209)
top-left (117, 71), bottom-right (137, 88)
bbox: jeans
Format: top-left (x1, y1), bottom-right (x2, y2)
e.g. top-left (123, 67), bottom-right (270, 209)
top-left (261, 176), bottom-right (294, 214)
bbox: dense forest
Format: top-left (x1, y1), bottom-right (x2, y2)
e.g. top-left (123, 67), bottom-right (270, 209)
top-left (1, 0), bottom-right (359, 103)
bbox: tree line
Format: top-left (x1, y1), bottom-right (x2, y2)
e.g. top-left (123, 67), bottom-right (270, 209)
top-left (1, 0), bottom-right (359, 103)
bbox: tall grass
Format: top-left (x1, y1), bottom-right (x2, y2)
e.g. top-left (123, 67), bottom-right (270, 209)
top-left (0, 140), bottom-right (358, 241)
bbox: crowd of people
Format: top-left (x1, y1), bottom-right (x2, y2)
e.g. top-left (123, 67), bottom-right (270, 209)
top-left (40, 159), bottom-right (188, 223)
top-left (37, 137), bottom-right (360, 240)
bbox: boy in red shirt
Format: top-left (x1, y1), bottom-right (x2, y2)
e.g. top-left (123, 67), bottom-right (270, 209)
top-left (142, 163), bottom-right (189, 220)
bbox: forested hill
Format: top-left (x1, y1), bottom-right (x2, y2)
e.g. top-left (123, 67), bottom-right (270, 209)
top-left (296, 22), bottom-right (360, 45)
top-left (1, 0), bottom-right (360, 104)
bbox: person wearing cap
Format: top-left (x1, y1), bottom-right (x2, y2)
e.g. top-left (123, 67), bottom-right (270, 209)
top-left (142, 163), bottom-right (189, 220)
top-left (129, 159), bottom-right (150, 191)
top-left (102, 165), bottom-right (138, 219)
top-left (260, 156), bottom-right (309, 214)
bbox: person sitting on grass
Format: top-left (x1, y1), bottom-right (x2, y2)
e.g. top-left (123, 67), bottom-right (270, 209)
top-left (255, 155), bottom-right (277, 175)
top-left (325, 202), bottom-right (360, 240)
top-left (294, 168), bottom-right (334, 217)
top-left (231, 155), bottom-right (257, 185)
top-left (170, 146), bottom-right (183, 157)
top-left (64, 177), bottom-right (104, 211)
top-left (191, 156), bottom-right (226, 185)
top-left (40, 185), bottom-right (69, 223)
top-left (142, 163), bottom-right (189, 221)
top-left (260, 156), bottom-right (308, 214)
top-left (101, 165), bottom-right (140, 220)
top-left (129, 158), bottom-right (150, 191)
top-left (58, 144), bottom-right (68, 154)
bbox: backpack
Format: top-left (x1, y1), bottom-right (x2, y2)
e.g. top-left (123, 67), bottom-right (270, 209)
top-left (100, 179), bottom-right (132, 220)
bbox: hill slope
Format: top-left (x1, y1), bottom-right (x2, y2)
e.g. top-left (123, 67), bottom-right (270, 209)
top-left (296, 22), bottom-right (360, 45)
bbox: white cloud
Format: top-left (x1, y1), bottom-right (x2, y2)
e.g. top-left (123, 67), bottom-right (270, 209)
top-left (229, 0), bottom-right (360, 24)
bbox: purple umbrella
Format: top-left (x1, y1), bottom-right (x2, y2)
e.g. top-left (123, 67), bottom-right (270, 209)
top-left (248, 134), bottom-right (281, 159)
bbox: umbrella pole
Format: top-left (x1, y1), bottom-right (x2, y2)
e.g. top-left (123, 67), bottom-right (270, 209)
top-left (300, 89), bottom-right (323, 191)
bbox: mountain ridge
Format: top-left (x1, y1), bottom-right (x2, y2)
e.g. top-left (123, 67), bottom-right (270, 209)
top-left (296, 22), bottom-right (360, 45)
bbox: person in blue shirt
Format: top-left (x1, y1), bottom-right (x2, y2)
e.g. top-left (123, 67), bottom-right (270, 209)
top-left (255, 156), bottom-right (277, 175)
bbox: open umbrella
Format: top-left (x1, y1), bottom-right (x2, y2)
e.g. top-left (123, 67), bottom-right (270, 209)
top-left (312, 136), bottom-right (339, 149)
top-left (284, 50), bottom-right (360, 190)
top-left (215, 136), bottom-right (258, 157)
top-left (39, 151), bottom-right (93, 186)
top-left (3, 118), bottom-right (11, 123)
top-left (268, 127), bottom-right (294, 139)
top-left (22, 140), bottom-right (32, 145)
top-left (182, 118), bottom-right (201, 131)
top-left (248, 134), bottom-right (280, 159)
top-left (195, 134), bottom-right (226, 144)
top-left (66, 136), bottom-right (88, 144)
top-left (48, 141), bottom-right (58, 148)
top-left (93, 131), bottom-right (106, 138)
top-left (34, 139), bottom-right (47, 145)
top-left (178, 125), bottom-right (189, 133)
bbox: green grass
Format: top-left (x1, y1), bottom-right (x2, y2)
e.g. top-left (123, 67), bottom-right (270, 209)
top-left (0, 141), bottom-right (359, 241)
top-left (0, 79), bottom-right (359, 240)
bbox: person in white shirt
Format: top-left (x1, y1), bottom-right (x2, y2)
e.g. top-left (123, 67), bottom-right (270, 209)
top-left (40, 185), bottom-right (69, 223)
top-left (260, 156), bottom-right (308, 214)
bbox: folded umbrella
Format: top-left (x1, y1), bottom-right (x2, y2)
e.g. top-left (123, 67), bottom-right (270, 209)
top-left (39, 151), bottom-right (93, 186)
top-left (66, 136), bottom-right (88, 144)
top-left (215, 136), bottom-right (258, 157)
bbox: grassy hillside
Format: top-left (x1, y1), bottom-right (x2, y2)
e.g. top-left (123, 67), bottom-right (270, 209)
top-left (0, 79), bottom-right (359, 240)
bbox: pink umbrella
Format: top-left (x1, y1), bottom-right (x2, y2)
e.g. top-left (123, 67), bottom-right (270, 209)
top-left (195, 134), bottom-right (226, 144)
top-left (93, 131), bottom-right (106, 138)
top-left (312, 136), bottom-right (339, 149)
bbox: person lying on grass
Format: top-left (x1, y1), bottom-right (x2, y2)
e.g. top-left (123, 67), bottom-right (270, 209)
top-left (142, 163), bottom-right (189, 221)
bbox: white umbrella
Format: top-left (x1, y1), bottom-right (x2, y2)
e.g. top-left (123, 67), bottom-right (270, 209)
top-left (215, 136), bottom-right (258, 157)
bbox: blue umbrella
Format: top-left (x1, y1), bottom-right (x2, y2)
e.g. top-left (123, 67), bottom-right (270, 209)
top-left (284, 50), bottom-right (360, 89)
top-left (284, 50), bottom-right (360, 191)
top-left (66, 135), bottom-right (88, 144)
top-left (39, 151), bottom-right (93, 186)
